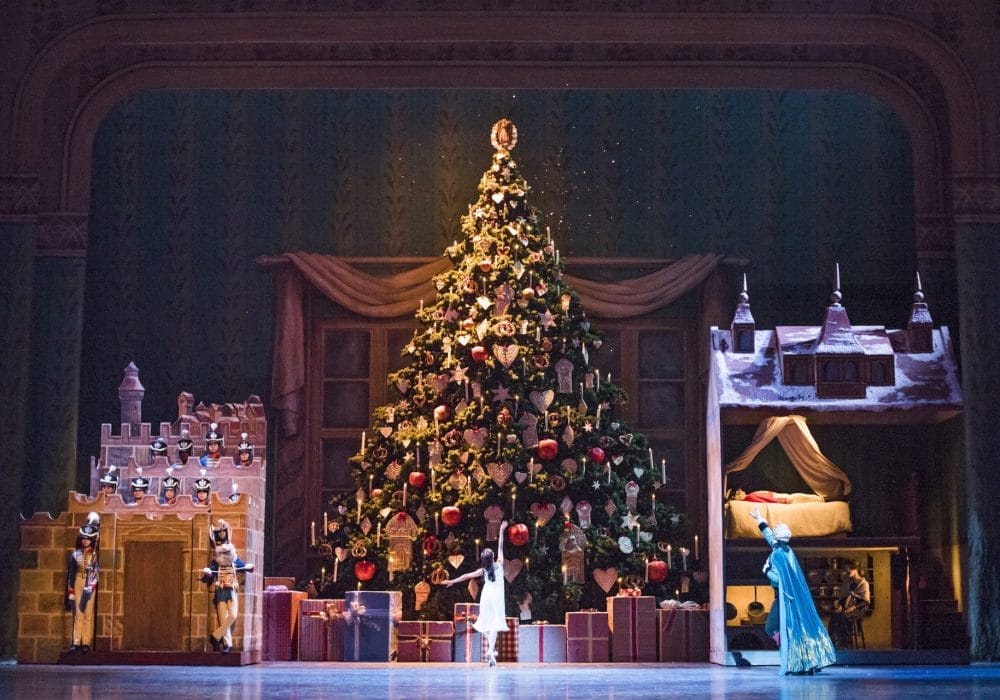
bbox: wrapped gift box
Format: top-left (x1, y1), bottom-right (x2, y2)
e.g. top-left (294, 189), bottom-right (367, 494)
top-left (518, 623), bottom-right (567, 663)
top-left (298, 612), bottom-right (329, 661)
top-left (342, 591), bottom-right (402, 662)
top-left (480, 617), bottom-right (519, 662)
top-left (264, 576), bottom-right (297, 589)
top-left (565, 611), bottom-right (610, 662)
top-left (397, 620), bottom-right (455, 662)
top-left (607, 596), bottom-right (657, 662)
top-left (263, 588), bottom-right (308, 660)
top-left (298, 598), bottom-right (338, 661)
top-left (657, 607), bottom-right (710, 662)
top-left (325, 600), bottom-right (345, 661)
top-left (453, 603), bottom-right (481, 662)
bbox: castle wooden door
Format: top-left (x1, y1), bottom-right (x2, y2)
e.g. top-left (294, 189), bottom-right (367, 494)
top-left (123, 540), bottom-right (184, 650)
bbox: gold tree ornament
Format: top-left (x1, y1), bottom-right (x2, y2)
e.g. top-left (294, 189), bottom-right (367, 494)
top-left (491, 119), bottom-right (518, 152)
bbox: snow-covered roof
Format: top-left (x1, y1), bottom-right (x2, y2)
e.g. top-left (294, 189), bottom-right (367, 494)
top-left (710, 327), bottom-right (962, 422)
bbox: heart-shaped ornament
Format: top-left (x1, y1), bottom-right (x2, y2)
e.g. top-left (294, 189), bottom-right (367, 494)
top-left (463, 428), bottom-right (487, 450)
top-left (593, 340), bottom-right (603, 350)
top-left (612, 455), bottom-right (624, 465)
top-left (493, 344), bottom-right (520, 368)
top-left (618, 433), bottom-right (633, 445)
top-left (592, 567), bottom-right (619, 593)
top-left (638, 531), bottom-right (653, 542)
top-left (448, 554), bottom-right (465, 569)
top-left (514, 471), bottom-right (528, 484)
top-left (401, 438), bottom-right (412, 448)
top-left (396, 378), bottom-right (411, 393)
top-left (411, 394), bottom-right (426, 407)
top-left (633, 467), bottom-right (645, 478)
top-left (428, 374), bottom-right (450, 394)
top-left (334, 547), bottom-right (348, 562)
top-left (503, 558), bottom-right (523, 583)
top-left (457, 333), bottom-right (471, 346)
top-left (385, 461), bottom-right (402, 480)
top-left (491, 192), bottom-right (504, 203)
top-left (379, 507), bottom-right (392, 519)
top-left (528, 460), bottom-right (542, 476)
top-left (379, 427), bottom-right (393, 438)
top-left (529, 502), bottom-right (557, 526)
top-left (488, 461), bottom-right (513, 487)
top-left (610, 422), bottom-right (621, 431)
top-left (529, 389), bottom-right (555, 412)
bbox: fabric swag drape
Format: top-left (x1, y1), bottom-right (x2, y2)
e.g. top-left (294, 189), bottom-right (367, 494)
top-left (270, 251), bottom-right (723, 437)
top-left (724, 415), bottom-right (852, 498)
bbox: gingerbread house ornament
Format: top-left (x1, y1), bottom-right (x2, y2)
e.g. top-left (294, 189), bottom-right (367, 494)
top-left (386, 512), bottom-right (418, 572)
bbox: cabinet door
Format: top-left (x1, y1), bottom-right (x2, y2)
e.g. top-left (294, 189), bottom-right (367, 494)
top-left (122, 540), bottom-right (184, 650)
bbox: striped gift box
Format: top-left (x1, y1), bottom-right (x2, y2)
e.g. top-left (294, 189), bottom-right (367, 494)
top-left (262, 589), bottom-right (308, 660)
top-left (518, 624), bottom-right (567, 662)
top-left (480, 617), bottom-right (519, 662)
top-left (566, 611), bottom-right (610, 662)
top-left (657, 608), bottom-right (710, 662)
top-left (453, 603), bottom-right (481, 662)
top-left (325, 601), bottom-right (345, 661)
top-left (607, 596), bottom-right (657, 662)
top-left (298, 612), bottom-right (328, 661)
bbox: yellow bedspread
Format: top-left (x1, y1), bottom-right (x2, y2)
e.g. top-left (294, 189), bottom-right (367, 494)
top-left (725, 499), bottom-right (852, 538)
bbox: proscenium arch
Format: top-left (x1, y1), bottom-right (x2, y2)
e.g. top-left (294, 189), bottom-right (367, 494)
top-left (9, 11), bottom-right (984, 237)
top-left (63, 61), bottom-right (943, 219)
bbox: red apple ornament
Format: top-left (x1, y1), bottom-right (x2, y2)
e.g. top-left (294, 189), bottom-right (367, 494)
top-left (508, 523), bottom-right (530, 546)
top-left (588, 446), bottom-right (606, 464)
top-left (470, 345), bottom-right (489, 362)
top-left (647, 558), bottom-right (668, 583)
top-left (354, 560), bottom-right (376, 581)
top-left (537, 439), bottom-right (559, 461)
top-left (441, 506), bottom-right (462, 527)
top-left (408, 472), bottom-right (427, 489)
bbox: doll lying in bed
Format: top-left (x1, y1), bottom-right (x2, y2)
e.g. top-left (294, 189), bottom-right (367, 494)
top-left (726, 489), bottom-right (825, 504)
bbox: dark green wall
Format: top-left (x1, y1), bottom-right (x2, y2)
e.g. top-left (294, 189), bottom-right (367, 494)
top-left (76, 87), bottom-right (917, 479)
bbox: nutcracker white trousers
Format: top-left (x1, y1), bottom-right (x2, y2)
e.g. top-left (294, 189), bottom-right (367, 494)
top-left (72, 573), bottom-right (94, 645)
top-left (213, 597), bottom-right (239, 646)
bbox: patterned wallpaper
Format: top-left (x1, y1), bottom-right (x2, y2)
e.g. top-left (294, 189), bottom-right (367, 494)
top-left (78, 88), bottom-right (916, 467)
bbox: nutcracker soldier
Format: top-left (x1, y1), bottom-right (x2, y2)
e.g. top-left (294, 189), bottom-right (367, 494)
top-left (160, 471), bottom-right (180, 505)
top-left (98, 468), bottom-right (119, 499)
top-left (236, 433), bottom-right (254, 467)
top-left (201, 519), bottom-right (254, 653)
top-left (192, 472), bottom-right (212, 506)
top-left (200, 423), bottom-right (224, 468)
top-left (65, 513), bottom-right (101, 652)
top-left (129, 469), bottom-right (150, 504)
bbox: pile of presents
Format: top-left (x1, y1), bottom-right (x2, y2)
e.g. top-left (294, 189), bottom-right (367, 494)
top-left (263, 581), bottom-right (708, 663)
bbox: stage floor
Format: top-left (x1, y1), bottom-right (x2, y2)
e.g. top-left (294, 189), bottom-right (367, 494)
top-left (2, 662), bottom-right (1000, 698)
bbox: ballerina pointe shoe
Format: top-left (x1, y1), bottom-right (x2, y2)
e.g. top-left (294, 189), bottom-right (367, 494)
top-left (488, 651), bottom-right (497, 667)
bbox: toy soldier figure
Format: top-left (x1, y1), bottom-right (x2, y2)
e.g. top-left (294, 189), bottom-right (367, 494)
top-left (66, 513), bottom-right (101, 652)
top-left (236, 433), bottom-right (254, 467)
top-left (99, 468), bottom-right (119, 500)
top-left (129, 469), bottom-right (150, 504)
top-left (192, 472), bottom-right (212, 506)
top-left (200, 423), bottom-right (224, 468)
top-left (201, 519), bottom-right (254, 653)
top-left (174, 430), bottom-right (194, 467)
top-left (161, 470), bottom-right (180, 505)
top-left (150, 437), bottom-right (168, 462)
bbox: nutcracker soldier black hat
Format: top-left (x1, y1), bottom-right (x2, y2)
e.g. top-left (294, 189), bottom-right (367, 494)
top-left (99, 467), bottom-right (119, 490)
top-left (193, 471), bottom-right (212, 494)
top-left (78, 512), bottom-right (101, 540)
top-left (150, 437), bottom-right (168, 458)
top-left (211, 519), bottom-right (231, 545)
top-left (176, 430), bottom-right (194, 454)
top-left (130, 468), bottom-right (150, 494)
top-left (236, 433), bottom-right (254, 463)
top-left (161, 472), bottom-right (181, 493)
top-left (205, 423), bottom-right (224, 447)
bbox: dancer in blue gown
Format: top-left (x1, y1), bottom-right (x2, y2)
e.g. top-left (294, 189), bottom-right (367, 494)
top-left (749, 508), bottom-right (837, 674)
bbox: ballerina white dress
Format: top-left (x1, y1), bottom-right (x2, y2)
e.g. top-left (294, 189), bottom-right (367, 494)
top-left (472, 562), bottom-right (507, 634)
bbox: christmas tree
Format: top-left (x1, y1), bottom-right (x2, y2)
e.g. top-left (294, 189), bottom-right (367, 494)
top-left (321, 119), bottom-right (686, 622)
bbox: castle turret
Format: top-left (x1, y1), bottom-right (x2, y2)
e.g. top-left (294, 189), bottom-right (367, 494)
top-left (118, 362), bottom-right (145, 426)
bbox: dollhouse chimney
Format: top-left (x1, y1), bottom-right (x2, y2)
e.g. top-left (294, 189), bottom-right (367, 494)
top-left (118, 361), bottom-right (145, 426)
top-left (906, 271), bottom-right (934, 353)
top-left (730, 273), bottom-right (756, 353)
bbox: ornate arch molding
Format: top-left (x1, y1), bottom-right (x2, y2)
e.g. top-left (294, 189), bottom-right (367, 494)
top-left (9, 12), bottom-right (985, 251)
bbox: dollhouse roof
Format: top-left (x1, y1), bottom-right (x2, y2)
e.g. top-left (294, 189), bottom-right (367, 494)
top-left (710, 326), bottom-right (962, 423)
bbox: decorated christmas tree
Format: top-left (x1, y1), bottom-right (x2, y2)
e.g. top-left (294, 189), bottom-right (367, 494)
top-left (321, 119), bottom-right (686, 622)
